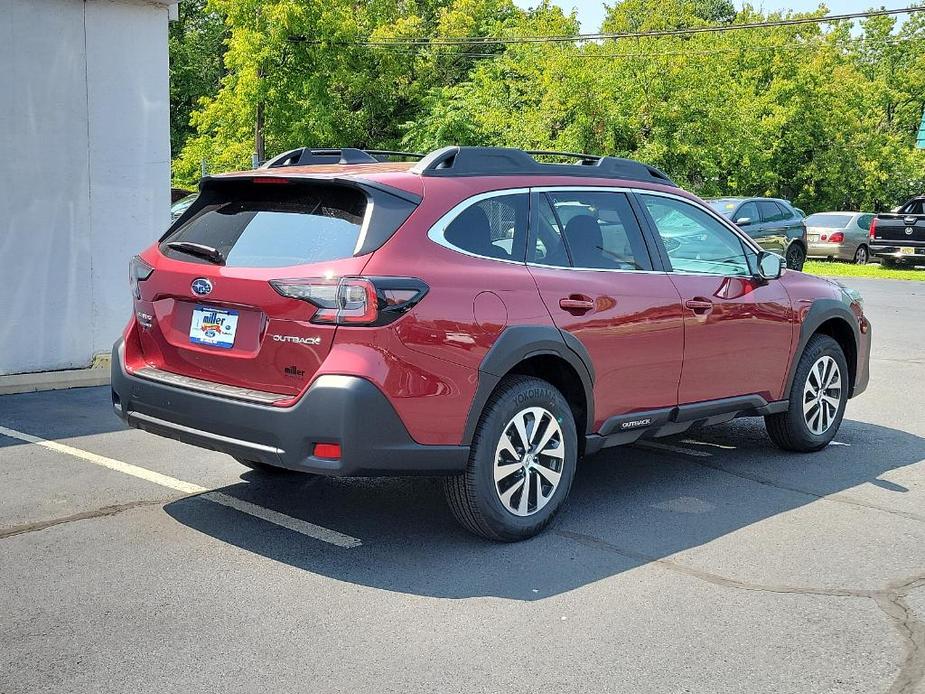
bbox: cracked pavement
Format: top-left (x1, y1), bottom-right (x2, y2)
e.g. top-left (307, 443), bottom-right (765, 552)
top-left (1, 276), bottom-right (923, 694)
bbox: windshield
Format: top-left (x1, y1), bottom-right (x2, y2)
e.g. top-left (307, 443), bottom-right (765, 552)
top-left (805, 213), bottom-right (852, 228)
top-left (706, 199), bottom-right (743, 217)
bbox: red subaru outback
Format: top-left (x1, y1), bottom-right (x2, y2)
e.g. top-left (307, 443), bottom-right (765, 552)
top-left (112, 147), bottom-right (871, 540)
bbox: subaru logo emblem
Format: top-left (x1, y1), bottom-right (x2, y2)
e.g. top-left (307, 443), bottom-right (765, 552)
top-left (191, 278), bottom-right (213, 296)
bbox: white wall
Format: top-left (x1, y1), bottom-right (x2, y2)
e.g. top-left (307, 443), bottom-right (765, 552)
top-left (0, 0), bottom-right (172, 375)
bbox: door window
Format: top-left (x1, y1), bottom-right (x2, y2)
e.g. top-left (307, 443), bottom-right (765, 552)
top-left (529, 191), bottom-right (652, 270)
top-left (858, 214), bottom-right (874, 231)
top-left (443, 193), bottom-right (528, 261)
top-left (734, 202), bottom-right (759, 225)
top-left (758, 201), bottom-right (787, 223)
top-left (641, 194), bottom-right (752, 277)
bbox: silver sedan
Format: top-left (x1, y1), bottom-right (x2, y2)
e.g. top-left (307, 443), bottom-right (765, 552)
top-left (805, 211), bottom-right (875, 264)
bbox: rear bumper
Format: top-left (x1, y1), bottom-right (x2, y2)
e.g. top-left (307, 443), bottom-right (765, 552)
top-left (110, 340), bottom-right (468, 476)
top-left (807, 241), bottom-right (851, 260)
top-left (869, 244), bottom-right (925, 262)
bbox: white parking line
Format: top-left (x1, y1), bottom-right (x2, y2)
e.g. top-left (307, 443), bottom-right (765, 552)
top-left (0, 424), bottom-right (362, 549)
top-left (203, 492), bottom-right (362, 548)
top-left (636, 441), bottom-right (714, 458)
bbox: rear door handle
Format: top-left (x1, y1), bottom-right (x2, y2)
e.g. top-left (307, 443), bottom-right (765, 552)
top-left (685, 298), bottom-right (713, 314)
top-left (559, 295), bottom-right (595, 313)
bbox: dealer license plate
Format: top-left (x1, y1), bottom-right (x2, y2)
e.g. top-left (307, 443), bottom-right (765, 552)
top-left (189, 306), bottom-right (238, 349)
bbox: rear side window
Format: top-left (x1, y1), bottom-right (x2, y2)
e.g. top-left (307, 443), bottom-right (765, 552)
top-left (529, 191), bottom-right (652, 270)
top-left (858, 214), bottom-right (874, 230)
top-left (162, 183), bottom-right (367, 267)
top-left (901, 199), bottom-right (925, 215)
top-left (442, 194), bottom-right (528, 261)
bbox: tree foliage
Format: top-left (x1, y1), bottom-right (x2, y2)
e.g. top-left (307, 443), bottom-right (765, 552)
top-left (171, 0), bottom-right (925, 212)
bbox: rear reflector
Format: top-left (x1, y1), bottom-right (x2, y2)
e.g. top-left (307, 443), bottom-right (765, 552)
top-left (313, 443), bottom-right (342, 459)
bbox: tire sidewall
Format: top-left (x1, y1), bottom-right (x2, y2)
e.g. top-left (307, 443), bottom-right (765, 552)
top-left (787, 336), bottom-right (849, 449)
top-left (469, 378), bottom-right (577, 538)
top-left (787, 244), bottom-right (806, 271)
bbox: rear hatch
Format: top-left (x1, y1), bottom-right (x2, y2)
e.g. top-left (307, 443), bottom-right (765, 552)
top-left (130, 176), bottom-right (416, 398)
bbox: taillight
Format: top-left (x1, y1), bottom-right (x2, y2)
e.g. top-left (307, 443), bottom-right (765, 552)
top-left (269, 276), bottom-right (428, 326)
top-left (828, 231), bottom-right (844, 243)
top-left (129, 255), bottom-right (154, 299)
top-left (869, 218), bottom-right (878, 240)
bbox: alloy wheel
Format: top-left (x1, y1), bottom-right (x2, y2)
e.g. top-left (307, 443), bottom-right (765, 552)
top-left (493, 407), bottom-right (565, 517)
top-left (802, 355), bottom-right (842, 435)
top-left (854, 246), bottom-right (868, 264)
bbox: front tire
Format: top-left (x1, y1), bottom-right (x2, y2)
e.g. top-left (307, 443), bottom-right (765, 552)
top-left (444, 375), bottom-right (578, 541)
top-left (765, 334), bottom-right (848, 452)
top-left (785, 243), bottom-right (806, 271)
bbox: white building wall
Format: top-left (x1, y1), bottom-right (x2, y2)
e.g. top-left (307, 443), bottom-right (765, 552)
top-left (0, 0), bottom-right (172, 376)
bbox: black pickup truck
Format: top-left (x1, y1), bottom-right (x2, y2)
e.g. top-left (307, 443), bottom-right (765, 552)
top-left (870, 196), bottom-right (925, 267)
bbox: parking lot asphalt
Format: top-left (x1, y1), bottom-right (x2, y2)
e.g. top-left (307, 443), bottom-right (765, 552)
top-left (1, 276), bottom-right (923, 694)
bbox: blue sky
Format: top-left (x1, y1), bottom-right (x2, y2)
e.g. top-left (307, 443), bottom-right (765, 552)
top-left (512, 1), bottom-right (893, 32)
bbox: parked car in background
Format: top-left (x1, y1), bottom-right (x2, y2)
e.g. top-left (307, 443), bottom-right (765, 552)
top-left (112, 146), bottom-right (871, 541)
top-left (707, 197), bottom-right (807, 270)
top-left (171, 187), bottom-right (194, 203)
top-left (805, 212), bottom-right (874, 264)
top-left (869, 196), bottom-right (925, 267)
top-left (170, 193), bottom-right (198, 222)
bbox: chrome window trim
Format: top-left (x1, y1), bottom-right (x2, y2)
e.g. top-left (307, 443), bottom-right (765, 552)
top-left (352, 196), bottom-right (375, 256)
top-left (427, 187), bottom-right (531, 265)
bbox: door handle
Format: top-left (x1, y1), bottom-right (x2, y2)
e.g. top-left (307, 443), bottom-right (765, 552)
top-left (559, 295), bottom-right (595, 313)
top-left (685, 298), bottom-right (713, 314)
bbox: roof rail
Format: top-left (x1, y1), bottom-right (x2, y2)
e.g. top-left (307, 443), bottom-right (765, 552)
top-left (410, 146), bottom-right (676, 186)
top-left (261, 148), bottom-right (425, 169)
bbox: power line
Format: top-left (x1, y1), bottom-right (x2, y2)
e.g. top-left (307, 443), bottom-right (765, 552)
top-left (292, 6), bottom-right (925, 48)
top-left (366, 34), bottom-right (919, 60)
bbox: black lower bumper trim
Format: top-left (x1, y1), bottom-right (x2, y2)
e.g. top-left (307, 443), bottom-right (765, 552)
top-left (111, 340), bottom-right (469, 476)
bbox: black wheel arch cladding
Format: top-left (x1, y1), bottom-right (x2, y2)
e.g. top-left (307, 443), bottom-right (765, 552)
top-left (786, 299), bottom-right (861, 398)
top-left (462, 325), bottom-right (595, 445)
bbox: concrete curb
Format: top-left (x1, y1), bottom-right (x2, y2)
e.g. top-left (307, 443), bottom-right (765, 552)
top-left (0, 356), bottom-right (111, 396)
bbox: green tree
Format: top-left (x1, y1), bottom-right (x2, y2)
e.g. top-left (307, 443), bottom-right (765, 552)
top-left (169, 0), bottom-right (227, 158)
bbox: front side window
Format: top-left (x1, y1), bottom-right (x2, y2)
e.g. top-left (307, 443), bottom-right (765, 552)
top-left (442, 194), bottom-right (528, 261)
top-left (734, 202), bottom-right (759, 225)
top-left (529, 191), bottom-right (651, 270)
top-left (641, 194), bottom-right (752, 276)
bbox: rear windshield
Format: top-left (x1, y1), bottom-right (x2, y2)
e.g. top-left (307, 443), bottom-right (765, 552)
top-left (805, 213), bottom-right (852, 228)
top-left (706, 199), bottom-right (744, 216)
top-left (161, 183), bottom-right (367, 267)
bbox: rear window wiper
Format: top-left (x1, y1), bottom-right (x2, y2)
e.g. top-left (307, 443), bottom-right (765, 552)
top-left (165, 241), bottom-right (225, 265)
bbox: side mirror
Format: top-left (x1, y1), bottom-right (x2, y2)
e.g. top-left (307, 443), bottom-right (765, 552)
top-left (735, 216), bottom-right (753, 226)
top-left (757, 251), bottom-right (784, 280)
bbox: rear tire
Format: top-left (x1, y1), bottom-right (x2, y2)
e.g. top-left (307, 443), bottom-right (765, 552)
top-left (785, 243), bottom-right (806, 271)
top-left (765, 334), bottom-right (848, 452)
top-left (444, 375), bottom-right (578, 541)
top-left (853, 245), bottom-right (869, 265)
top-left (881, 257), bottom-right (902, 269)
